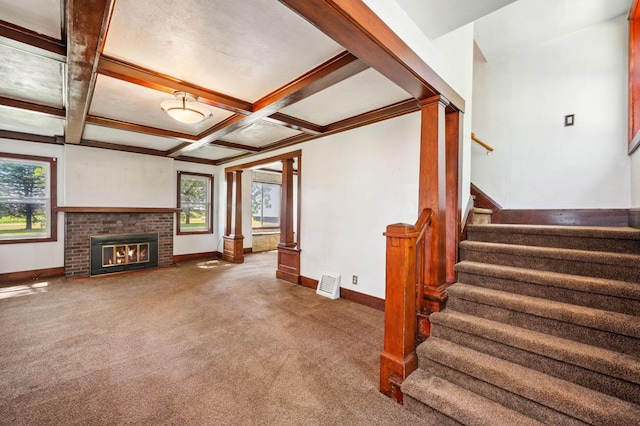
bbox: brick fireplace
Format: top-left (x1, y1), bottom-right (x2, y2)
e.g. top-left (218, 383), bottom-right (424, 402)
top-left (60, 208), bottom-right (177, 278)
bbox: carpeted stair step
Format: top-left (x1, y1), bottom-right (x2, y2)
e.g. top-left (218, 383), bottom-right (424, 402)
top-left (402, 369), bottom-right (544, 426)
top-left (416, 338), bottom-right (640, 425)
top-left (459, 240), bottom-right (640, 283)
top-left (466, 224), bottom-right (640, 254)
top-left (455, 260), bottom-right (640, 315)
top-left (429, 311), bottom-right (640, 404)
top-left (445, 283), bottom-right (640, 356)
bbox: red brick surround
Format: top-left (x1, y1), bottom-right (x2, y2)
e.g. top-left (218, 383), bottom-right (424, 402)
top-left (64, 212), bottom-right (174, 278)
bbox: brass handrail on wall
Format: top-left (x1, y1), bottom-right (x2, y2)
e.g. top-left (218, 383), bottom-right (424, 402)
top-left (471, 132), bottom-right (494, 154)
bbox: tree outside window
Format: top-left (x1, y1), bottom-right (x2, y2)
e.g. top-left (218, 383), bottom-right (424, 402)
top-left (177, 172), bottom-right (213, 234)
top-left (0, 153), bottom-right (56, 243)
top-left (252, 182), bottom-right (280, 228)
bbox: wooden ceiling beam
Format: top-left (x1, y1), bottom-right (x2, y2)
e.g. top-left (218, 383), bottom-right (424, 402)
top-left (0, 20), bottom-right (66, 61)
top-left (0, 130), bottom-right (62, 145)
top-left (278, 0), bottom-right (464, 112)
top-left (0, 96), bottom-right (65, 118)
top-left (85, 115), bottom-right (198, 140)
top-left (168, 51), bottom-right (367, 157)
top-left (265, 113), bottom-right (324, 135)
top-left (97, 56), bottom-right (253, 114)
top-left (66, 0), bottom-right (115, 144)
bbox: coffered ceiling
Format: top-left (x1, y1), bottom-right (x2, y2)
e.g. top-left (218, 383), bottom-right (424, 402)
top-left (0, 0), bottom-right (416, 165)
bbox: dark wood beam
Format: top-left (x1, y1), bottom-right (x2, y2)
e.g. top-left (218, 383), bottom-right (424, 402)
top-left (0, 20), bottom-right (66, 61)
top-left (204, 140), bottom-right (261, 153)
top-left (85, 115), bottom-right (198, 140)
top-left (0, 96), bottom-right (65, 118)
top-left (173, 155), bottom-right (220, 166)
top-left (169, 51), bottom-right (368, 157)
top-left (97, 56), bottom-right (253, 114)
top-left (278, 0), bottom-right (464, 112)
top-left (0, 130), bottom-right (61, 145)
top-left (66, 0), bottom-right (115, 144)
top-left (217, 98), bottom-right (418, 165)
top-left (79, 139), bottom-right (168, 157)
top-left (265, 113), bottom-right (324, 135)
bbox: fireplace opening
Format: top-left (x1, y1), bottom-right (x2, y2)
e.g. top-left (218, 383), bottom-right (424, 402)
top-left (91, 233), bottom-right (158, 276)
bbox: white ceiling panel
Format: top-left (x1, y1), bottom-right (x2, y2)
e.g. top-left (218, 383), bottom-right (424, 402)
top-left (89, 75), bottom-right (235, 136)
top-left (0, 0), bottom-right (62, 39)
top-left (220, 119), bottom-right (302, 148)
top-left (184, 145), bottom-right (243, 160)
top-left (103, 0), bottom-right (344, 101)
top-left (82, 124), bottom-right (184, 151)
top-left (279, 69), bottom-right (411, 126)
top-left (0, 44), bottom-right (63, 107)
top-left (475, 0), bottom-right (633, 61)
top-left (0, 107), bottom-right (63, 136)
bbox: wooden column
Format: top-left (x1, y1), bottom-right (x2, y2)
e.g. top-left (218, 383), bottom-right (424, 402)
top-left (418, 96), bottom-right (449, 328)
top-left (379, 223), bottom-right (419, 403)
top-left (445, 110), bottom-right (461, 284)
top-left (276, 158), bottom-right (300, 283)
top-left (222, 170), bottom-right (244, 263)
top-left (225, 171), bottom-right (233, 236)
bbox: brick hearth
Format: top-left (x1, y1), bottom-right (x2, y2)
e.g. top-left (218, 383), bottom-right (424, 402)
top-left (62, 208), bottom-right (176, 278)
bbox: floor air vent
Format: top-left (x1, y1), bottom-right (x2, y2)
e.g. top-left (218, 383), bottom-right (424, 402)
top-left (317, 274), bottom-right (341, 299)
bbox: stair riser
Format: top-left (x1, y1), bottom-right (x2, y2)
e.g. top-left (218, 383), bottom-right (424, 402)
top-left (403, 396), bottom-right (462, 426)
top-left (459, 248), bottom-right (640, 283)
top-left (419, 360), bottom-right (585, 426)
top-left (466, 230), bottom-right (640, 254)
top-left (446, 298), bottom-right (640, 357)
top-left (456, 270), bottom-right (640, 316)
top-left (431, 324), bottom-right (640, 405)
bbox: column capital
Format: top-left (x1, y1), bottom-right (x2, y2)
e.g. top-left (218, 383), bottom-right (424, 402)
top-left (418, 95), bottom-right (450, 109)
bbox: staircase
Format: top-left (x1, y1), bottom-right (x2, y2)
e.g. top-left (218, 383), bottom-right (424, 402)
top-left (401, 224), bottom-right (640, 425)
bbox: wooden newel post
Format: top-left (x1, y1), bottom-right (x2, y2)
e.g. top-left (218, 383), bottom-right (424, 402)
top-left (380, 223), bottom-right (419, 404)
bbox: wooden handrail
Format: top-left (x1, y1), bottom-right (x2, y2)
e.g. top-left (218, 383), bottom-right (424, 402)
top-left (471, 132), bottom-right (494, 152)
top-left (414, 208), bottom-right (433, 243)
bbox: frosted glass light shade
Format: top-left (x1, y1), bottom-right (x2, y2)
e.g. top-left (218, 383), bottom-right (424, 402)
top-left (160, 92), bottom-right (212, 124)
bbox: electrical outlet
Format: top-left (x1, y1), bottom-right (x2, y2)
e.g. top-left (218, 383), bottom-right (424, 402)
top-left (352, 275), bottom-right (358, 285)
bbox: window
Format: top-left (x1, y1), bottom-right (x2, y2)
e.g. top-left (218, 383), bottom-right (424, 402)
top-left (252, 182), bottom-right (281, 228)
top-left (177, 172), bottom-right (213, 234)
top-left (0, 153), bottom-right (57, 244)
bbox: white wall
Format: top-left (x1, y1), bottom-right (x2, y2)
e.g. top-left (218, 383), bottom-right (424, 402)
top-left (632, 149), bottom-right (640, 208)
top-left (0, 139), bottom-right (65, 275)
top-left (472, 15), bottom-right (631, 209)
top-left (65, 145), bottom-right (174, 207)
top-left (220, 113), bottom-right (421, 300)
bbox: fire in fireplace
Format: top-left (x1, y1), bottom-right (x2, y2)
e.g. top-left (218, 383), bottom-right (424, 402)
top-left (90, 233), bottom-right (158, 276)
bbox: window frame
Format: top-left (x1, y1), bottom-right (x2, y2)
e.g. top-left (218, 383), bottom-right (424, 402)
top-left (176, 171), bottom-right (214, 235)
top-left (251, 180), bottom-right (282, 230)
top-left (0, 152), bottom-right (57, 244)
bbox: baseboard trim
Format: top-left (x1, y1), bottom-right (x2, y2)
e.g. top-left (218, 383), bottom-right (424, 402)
top-left (298, 275), bottom-right (385, 311)
top-left (630, 208), bottom-right (640, 228)
top-left (173, 251), bottom-right (219, 263)
top-left (0, 266), bottom-right (65, 285)
top-left (340, 287), bottom-right (385, 311)
top-left (299, 275), bottom-right (318, 289)
top-left (243, 247), bottom-right (253, 254)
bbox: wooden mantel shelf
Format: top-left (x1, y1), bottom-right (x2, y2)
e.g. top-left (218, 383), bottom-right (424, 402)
top-left (56, 207), bottom-right (180, 213)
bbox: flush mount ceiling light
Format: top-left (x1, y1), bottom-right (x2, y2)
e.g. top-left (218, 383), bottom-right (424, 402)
top-left (160, 91), bottom-right (212, 124)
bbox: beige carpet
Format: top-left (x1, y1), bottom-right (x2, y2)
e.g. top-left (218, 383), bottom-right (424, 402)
top-left (0, 251), bottom-right (427, 425)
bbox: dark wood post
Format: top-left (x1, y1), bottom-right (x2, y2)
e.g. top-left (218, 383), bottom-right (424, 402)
top-left (276, 158), bottom-right (300, 283)
top-left (417, 96), bottom-right (449, 330)
top-left (445, 110), bottom-right (461, 284)
top-left (225, 171), bottom-right (233, 236)
top-left (380, 223), bottom-right (419, 403)
top-left (222, 170), bottom-right (244, 263)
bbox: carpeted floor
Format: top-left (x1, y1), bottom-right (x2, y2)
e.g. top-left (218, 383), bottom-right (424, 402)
top-left (0, 251), bottom-right (428, 425)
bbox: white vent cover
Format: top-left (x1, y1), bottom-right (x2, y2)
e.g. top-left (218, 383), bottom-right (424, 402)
top-left (317, 273), bottom-right (340, 299)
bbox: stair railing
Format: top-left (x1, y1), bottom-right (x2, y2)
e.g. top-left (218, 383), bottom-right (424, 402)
top-left (471, 132), bottom-right (494, 155)
top-left (379, 208), bottom-right (433, 403)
